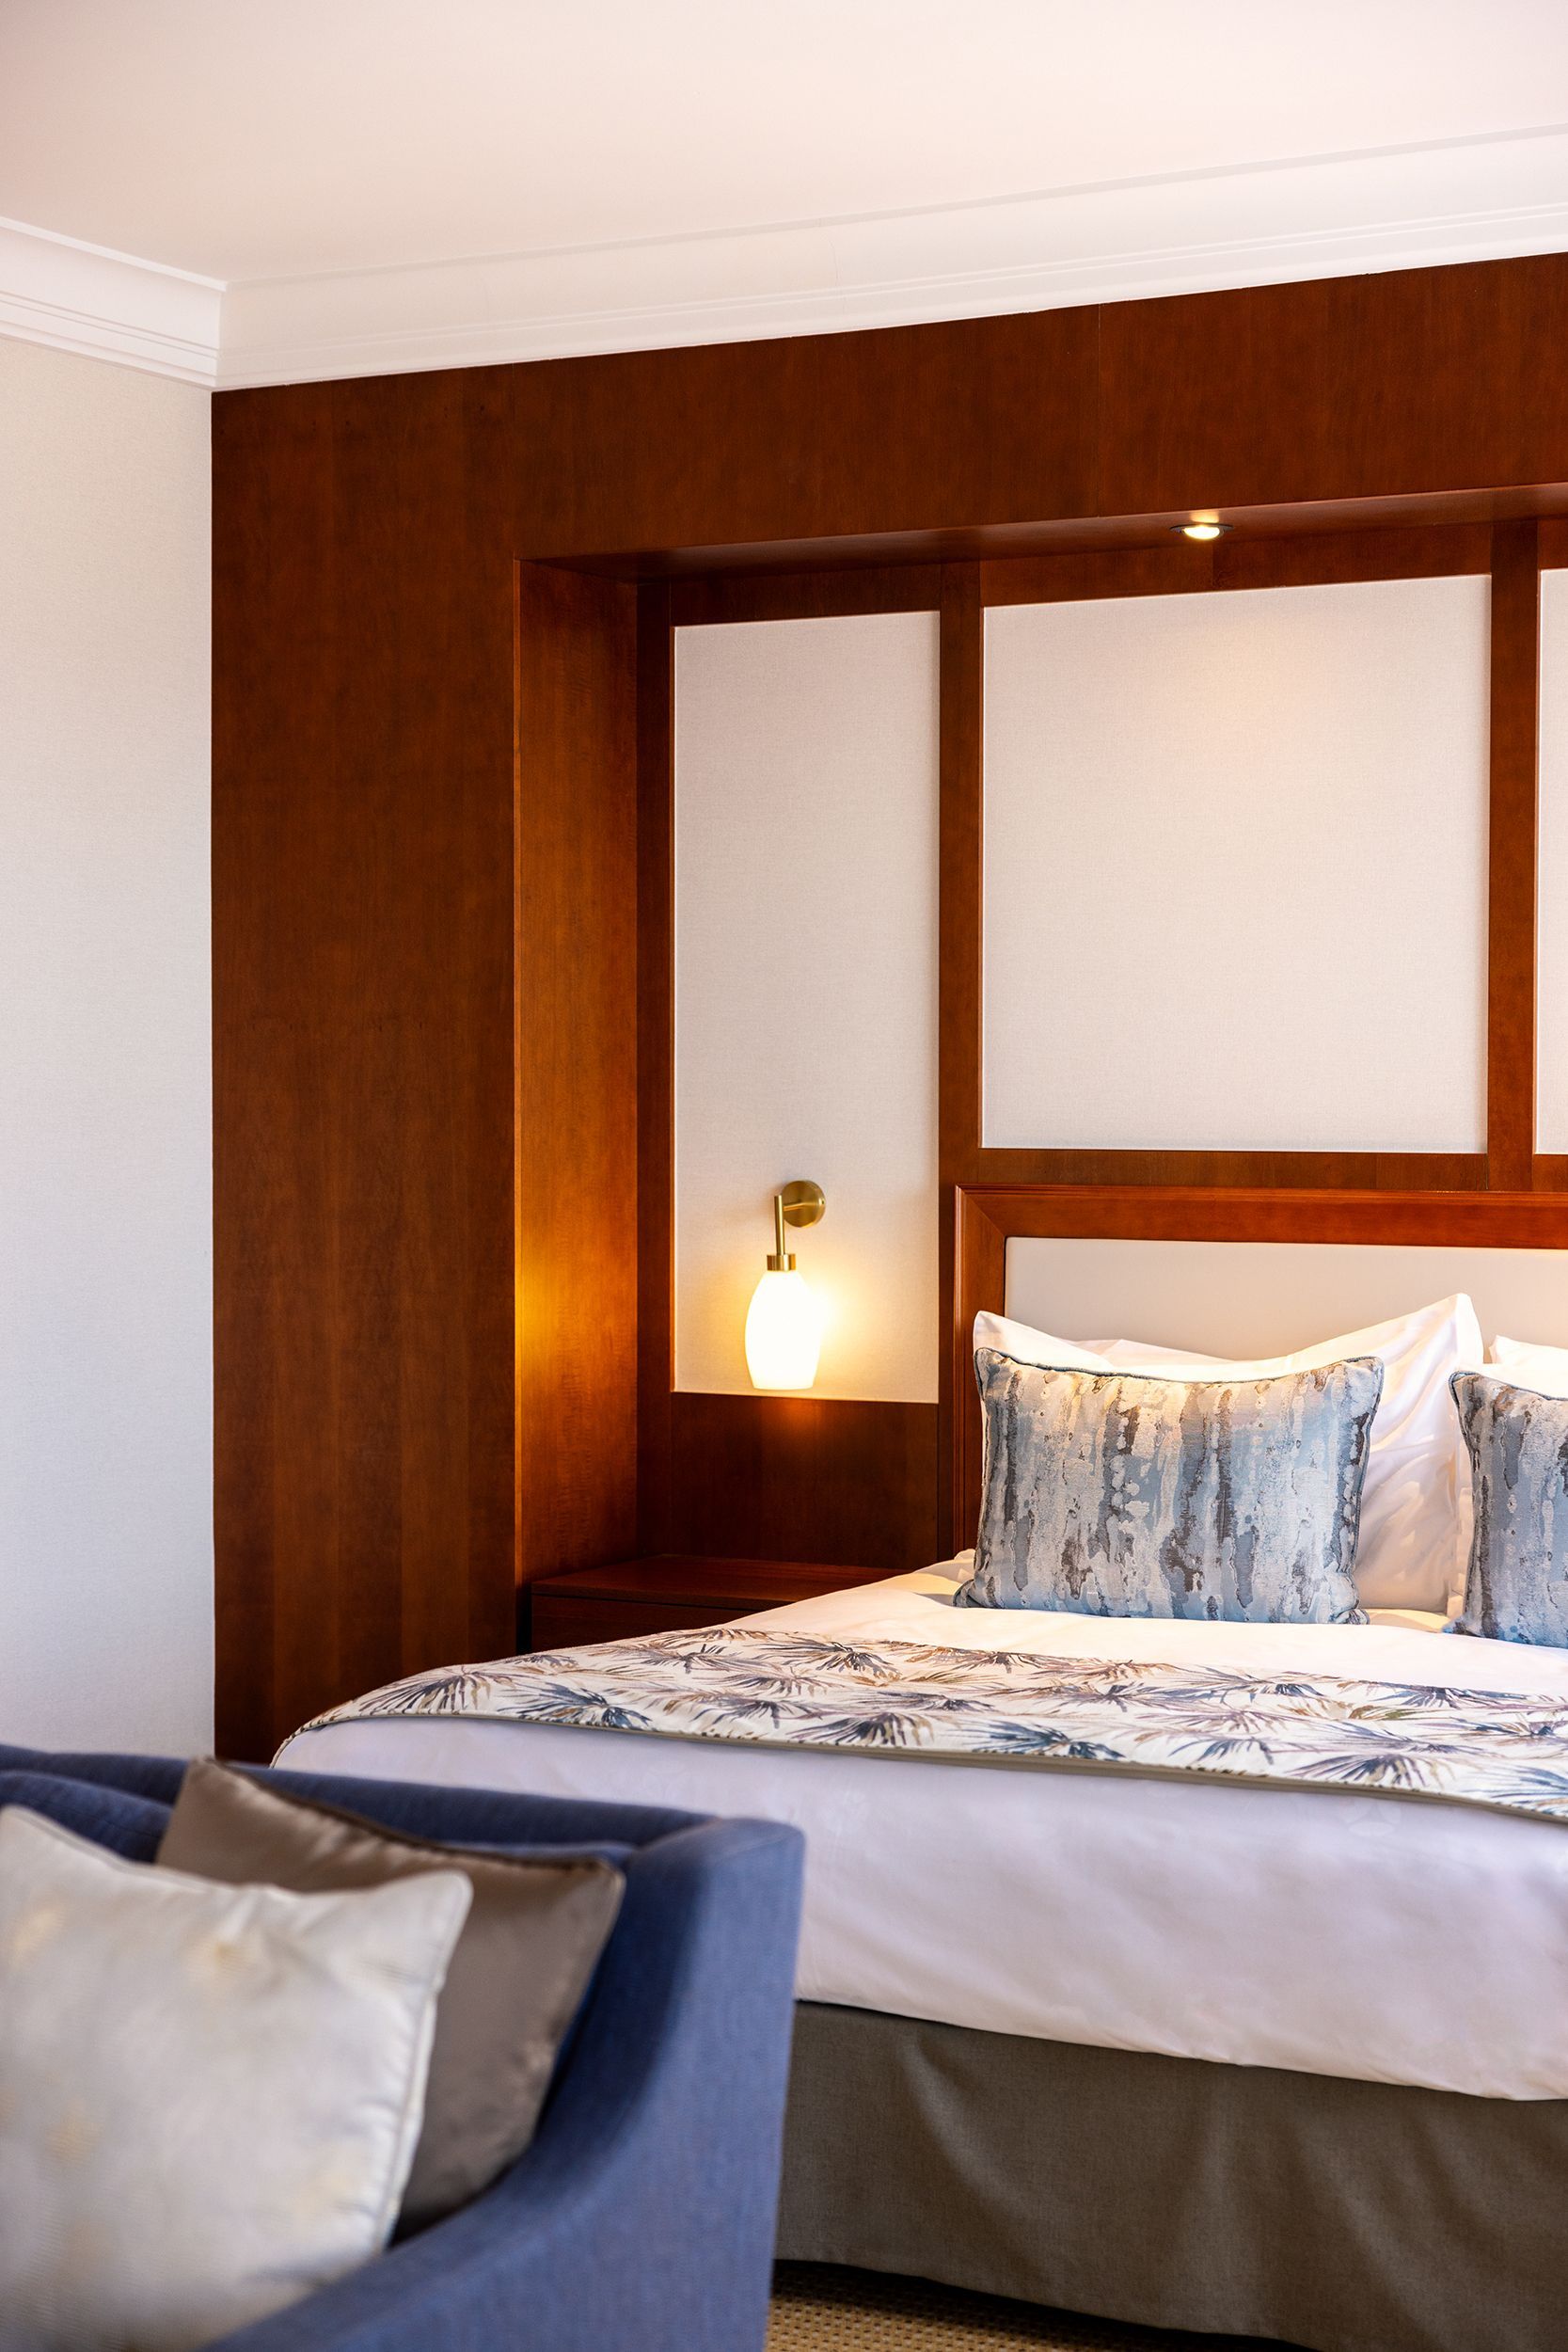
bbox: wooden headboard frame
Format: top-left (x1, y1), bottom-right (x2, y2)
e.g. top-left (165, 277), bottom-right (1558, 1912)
top-left (947, 1184), bottom-right (1568, 1557)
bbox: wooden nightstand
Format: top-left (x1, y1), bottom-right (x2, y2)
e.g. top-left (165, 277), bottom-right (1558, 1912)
top-left (528, 1554), bottom-right (892, 1651)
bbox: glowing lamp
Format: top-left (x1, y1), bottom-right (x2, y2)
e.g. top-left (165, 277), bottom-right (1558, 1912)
top-left (745, 1181), bottom-right (826, 1391)
top-left (1172, 516), bottom-right (1230, 542)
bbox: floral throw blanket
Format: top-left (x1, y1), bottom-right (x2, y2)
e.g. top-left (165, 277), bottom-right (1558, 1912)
top-left (298, 1626), bottom-right (1568, 1827)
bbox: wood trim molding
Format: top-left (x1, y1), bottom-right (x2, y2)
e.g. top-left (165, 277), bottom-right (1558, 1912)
top-left (636, 582), bottom-right (675, 1555)
top-left (937, 564), bottom-right (984, 1539)
top-left (949, 1182), bottom-right (1568, 1553)
top-left (1487, 518), bottom-right (1542, 1189)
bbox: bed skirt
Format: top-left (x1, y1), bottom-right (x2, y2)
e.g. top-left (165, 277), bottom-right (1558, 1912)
top-left (776, 2003), bottom-right (1567, 2352)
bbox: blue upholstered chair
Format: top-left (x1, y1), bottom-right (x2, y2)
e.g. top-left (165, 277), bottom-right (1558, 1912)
top-left (0, 1746), bottom-right (805, 2352)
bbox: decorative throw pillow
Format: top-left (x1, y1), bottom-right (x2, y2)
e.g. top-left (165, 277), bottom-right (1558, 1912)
top-left (957, 1347), bottom-right (1384, 1623)
top-left (0, 1805), bottom-right (470, 2352)
top-left (1451, 1374), bottom-right (1568, 1645)
top-left (974, 1296), bottom-right (1480, 1612)
top-left (157, 1758), bottom-right (625, 2230)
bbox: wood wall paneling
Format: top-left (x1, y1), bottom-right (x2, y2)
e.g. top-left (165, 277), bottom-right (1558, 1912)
top-left (1098, 259), bottom-right (1568, 518)
top-left (515, 564), bottom-right (641, 1587)
top-left (668, 1395), bottom-right (940, 1571)
top-left (980, 523), bottom-right (1492, 609)
top-left (214, 372), bottom-right (519, 1757)
top-left (1487, 520), bottom-right (1542, 1190)
top-left (509, 310), bottom-right (1100, 561)
top-left (636, 583), bottom-right (676, 1555)
top-left (937, 564), bottom-right (985, 1542)
top-left (214, 256), bottom-right (1568, 1749)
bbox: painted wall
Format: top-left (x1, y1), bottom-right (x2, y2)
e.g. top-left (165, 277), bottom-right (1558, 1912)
top-left (984, 576), bottom-right (1492, 1153)
top-left (0, 336), bottom-right (212, 1750)
top-left (673, 612), bottom-right (941, 1404)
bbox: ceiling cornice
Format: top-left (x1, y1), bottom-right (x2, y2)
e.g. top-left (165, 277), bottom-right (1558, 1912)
top-left (0, 215), bottom-right (220, 385)
top-left (4, 126), bottom-right (1568, 393)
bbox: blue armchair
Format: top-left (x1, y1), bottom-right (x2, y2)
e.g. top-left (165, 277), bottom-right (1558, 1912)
top-left (0, 1745), bottom-right (805, 2352)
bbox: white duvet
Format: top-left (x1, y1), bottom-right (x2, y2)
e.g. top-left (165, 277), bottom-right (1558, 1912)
top-left (278, 1566), bottom-right (1568, 2101)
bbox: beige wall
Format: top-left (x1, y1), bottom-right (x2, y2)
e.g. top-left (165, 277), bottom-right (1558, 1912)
top-left (983, 576), bottom-right (1492, 1153)
top-left (673, 612), bottom-right (941, 1404)
top-left (0, 337), bottom-right (212, 1750)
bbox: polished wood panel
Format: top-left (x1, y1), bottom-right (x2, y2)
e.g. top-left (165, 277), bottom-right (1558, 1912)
top-left (950, 1184), bottom-right (1568, 1551)
top-left (981, 523), bottom-right (1490, 608)
top-left (636, 585), bottom-right (676, 1555)
top-left (515, 564), bottom-right (640, 1584)
top-left (936, 564), bottom-right (984, 1540)
top-left (510, 310), bottom-right (1100, 561)
top-left (530, 1551), bottom-right (895, 1648)
top-left (529, 1596), bottom-right (727, 1647)
top-left (214, 372), bottom-right (519, 1758)
top-left (668, 1395), bottom-right (940, 1571)
top-left (962, 1151), bottom-right (1490, 1191)
top-left (1487, 520), bottom-right (1542, 1190)
top-left (1099, 258), bottom-right (1568, 518)
top-left (535, 1552), bottom-right (895, 1606)
top-left (669, 565), bottom-right (942, 627)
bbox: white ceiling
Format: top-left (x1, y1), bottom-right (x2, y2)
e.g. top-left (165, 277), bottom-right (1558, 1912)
top-left (2, 0), bottom-right (1567, 388)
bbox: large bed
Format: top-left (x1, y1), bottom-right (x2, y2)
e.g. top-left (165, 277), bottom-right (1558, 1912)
top-left (277, 1229), bottom-right (1568, 2352)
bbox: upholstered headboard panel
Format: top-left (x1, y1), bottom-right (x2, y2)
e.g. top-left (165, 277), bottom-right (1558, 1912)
top-left (947, 1185), bottom-right (1568, 1553)
top-left (1006, 1238), bottom-right (1568, 1359)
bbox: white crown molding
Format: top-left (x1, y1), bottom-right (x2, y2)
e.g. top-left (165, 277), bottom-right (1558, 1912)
top-left (217, 124), bottom-right (1568, 389)
top-left (0, 216), bottom-right (220, 385)
top-left (7, 126), bottom-right (1568, 395)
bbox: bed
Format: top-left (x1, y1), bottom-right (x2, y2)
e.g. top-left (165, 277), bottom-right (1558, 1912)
top-left (277, 1220), bottom-right (1568, 2352)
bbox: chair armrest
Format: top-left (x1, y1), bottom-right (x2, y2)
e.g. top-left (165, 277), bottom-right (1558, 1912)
top-left (214, 1814), bottom-right (804, 2352)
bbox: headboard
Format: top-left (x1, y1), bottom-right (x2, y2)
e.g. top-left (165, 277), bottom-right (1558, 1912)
top-left (948, 1185), bottom-right (1568, 1555)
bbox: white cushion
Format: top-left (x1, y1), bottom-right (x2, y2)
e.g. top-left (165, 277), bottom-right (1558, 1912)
top-left (1489, 1334), bottom-right (1568, 1398)
top-left (0, 1806), bottom-right (471, 2352)
top-left (974, 1296), bottom-right (1481, 1612)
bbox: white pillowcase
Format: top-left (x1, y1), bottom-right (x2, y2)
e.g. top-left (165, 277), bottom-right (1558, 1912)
top-left (0, 1806), bottom-right (472, 2352)
top-left (1488, 1334), bottom-right (1568, 1398)
top-left (974, 1295), bottom-right (1481, 1612)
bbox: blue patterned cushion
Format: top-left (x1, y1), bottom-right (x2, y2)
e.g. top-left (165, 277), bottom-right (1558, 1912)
top-left (957, 1348), bottom-right (1384, 1623)
top-left (1451, 1374), bottom-right (1568, 1645)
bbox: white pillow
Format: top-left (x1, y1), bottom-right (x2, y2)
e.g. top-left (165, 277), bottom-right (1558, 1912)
top-left (0, 1806), bottom-right (471, 2352)
top-left (973, 1311), bottom-right (1113, 1373)
top-left (974, 1295), bottom-right (1481, 1613)
top-left (1488, 1334), bottom-right (1568, 1398)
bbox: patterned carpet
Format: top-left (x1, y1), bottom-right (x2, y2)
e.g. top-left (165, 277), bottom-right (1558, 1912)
top-left (768, 2267), bottom-right (1285, 2351)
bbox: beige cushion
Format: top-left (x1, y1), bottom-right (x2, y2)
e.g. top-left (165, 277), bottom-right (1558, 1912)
top-left (158, 1759), bottom-right (625, 2229)
top-left (0, 1804), bottom-right (470, 2352)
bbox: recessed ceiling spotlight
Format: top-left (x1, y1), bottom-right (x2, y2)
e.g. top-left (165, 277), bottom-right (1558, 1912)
top-left (1173, 518), bottom-right (1230, 542)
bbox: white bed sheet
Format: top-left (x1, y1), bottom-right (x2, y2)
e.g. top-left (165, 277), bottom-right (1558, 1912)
top-left (279, 1567), bottom-right (1568, 2101)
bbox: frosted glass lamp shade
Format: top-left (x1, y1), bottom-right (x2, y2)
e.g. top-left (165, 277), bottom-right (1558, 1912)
top-left (745, 1269), bottom-right (822, 1391)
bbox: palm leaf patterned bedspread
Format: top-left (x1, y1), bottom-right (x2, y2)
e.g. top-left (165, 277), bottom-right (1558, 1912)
top-left (297, 1627), bottom-right (1568, 1827)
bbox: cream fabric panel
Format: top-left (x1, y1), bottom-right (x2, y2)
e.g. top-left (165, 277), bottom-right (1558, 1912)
top-left (984, 577), bottom-right (1491, 1152)
top-left (1536, 568), bottom-right (1568, 1149)
top-left (674, 612), bottom-right (939, 1401)
top-left (1007, 1237), bottom-right (1568, 1359)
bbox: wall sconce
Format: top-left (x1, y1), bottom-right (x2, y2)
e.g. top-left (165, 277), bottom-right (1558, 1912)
top-left (744, 1180), bottom-right (826, 1391)
top-left (1171, 516), bottom-right (1230, 542)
